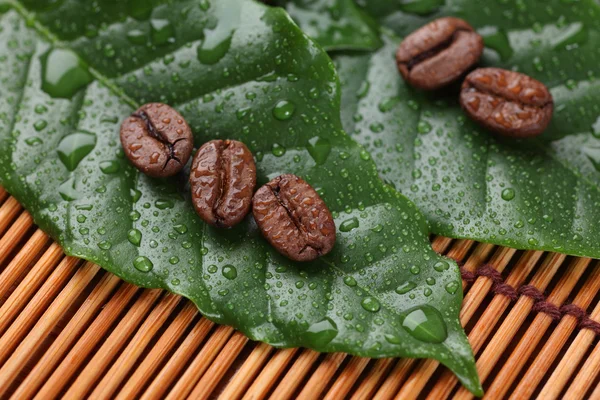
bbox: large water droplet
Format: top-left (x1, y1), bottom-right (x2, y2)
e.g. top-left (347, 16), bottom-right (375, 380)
top-left (433, 261), bottom-right (450, 272)
top-left (128, 229), bottom-right (142, 246)
top-left (99, 160), bottom-right (121, 174)
top-left (361, 296), bottom-right (381, 312)
top-left (340, 217), bottom-right (359, 232)
top-left (356, 81), bottom-right (370, 98)
top-left (445, 281), bottom-right (459, 294)
top-left (343, 276), bottom-right (357, 287)
top-left (134, 256), bottom-right (154, 272)
top-left (304, 318), bottom-right (338, 347)
top-left (384, 334), bottom-right (402, 344)
top-left (395, 281), bottom-right (417, 294)
top-left (197, 3), bottom-right (239, 64)
top-left (41, 48), bottom-right (93, 99)
top-left (127, 29), bottom-right (147, 45)
top-left (150, 19), bottom-right (175, 46)
top-left (306, 136), bottom-right (331, 165)
top-left (59, 177), bottom-right (81, 201)
top-left (57, 131), bottom-right (97, 171)
top-left (25, 137), bottom-right (43, 146)
top-left (271, 143), bottom-right (286, 157)
top-left (501, 188), bottom-right (516, 201)
top-left (222, 265), bottom-right (237, 280)
top-left (273, 101), bottom-right (295, 121)
top-left (155, 199), bottom-right (174, 209)
top-left (401, 305), bottom-right (448, 343)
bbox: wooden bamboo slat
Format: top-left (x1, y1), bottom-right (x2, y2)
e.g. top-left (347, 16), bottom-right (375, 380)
top-left (1, 189), bottom-right (600, 399)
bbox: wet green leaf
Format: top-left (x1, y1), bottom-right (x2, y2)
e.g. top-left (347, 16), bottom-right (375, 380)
top-left (274, 0), bottom-right (382, 51)
top-left (286, 0), bottom-right (600, 258)
top-left (0, 0), bottom-right (480, 394)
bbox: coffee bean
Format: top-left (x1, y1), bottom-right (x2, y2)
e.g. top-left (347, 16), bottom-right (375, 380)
top-left (460, 68), bottom-right (553, 137)
top-left (396, 17), bottom-right (483, 90)
top-left (252, 174), bottom-right (336, 262)
top-left (190, 140), bottom-right (256, 228)
top-left (120, 103), bottom-right (193, 178)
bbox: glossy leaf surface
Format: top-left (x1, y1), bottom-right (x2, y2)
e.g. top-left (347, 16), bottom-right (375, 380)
top-left (285, 0), bottom-right (600, 258)
top-left (273, 0), bottom-right (382, 51)
top-left (0, 0), bottom-right (480, 394)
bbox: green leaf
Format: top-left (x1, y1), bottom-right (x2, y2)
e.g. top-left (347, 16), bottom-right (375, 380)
top-left (273, 0), bottom-right (382, 51)
top-left (0, 0), bottom-right (481, 394)
top-left (287, 0), bottom-right (600, 258)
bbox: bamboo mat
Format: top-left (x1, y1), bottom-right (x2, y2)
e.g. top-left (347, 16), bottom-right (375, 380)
top-left (1, 185), bottom-right (600, 400)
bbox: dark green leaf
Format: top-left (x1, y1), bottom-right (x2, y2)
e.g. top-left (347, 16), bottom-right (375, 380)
top-left (286, 0), bottom-right (600, 258)
top-left (0, 0), bottom-right (480, 394)
top-left (274, 0), bottom-right (382, 51)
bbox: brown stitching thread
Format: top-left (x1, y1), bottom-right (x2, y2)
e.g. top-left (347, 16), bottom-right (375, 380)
top-left (451, 259), bottom-right (600, 336)
top-left (579, 318), bottom-right (600, 335)
top-left (477, 265), bottom-right (519, 301)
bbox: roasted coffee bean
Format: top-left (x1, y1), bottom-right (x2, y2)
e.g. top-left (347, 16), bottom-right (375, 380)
top-left (460, 68), bottom-right (553, 138)
top-left (252, 174), bottom-right (336, 262)
top-left (190, 140), bottom-right (256, 228)
top-left (120, 103), bottom-right (193, 178)
top-left (396, 17), bottom-right (483, 90)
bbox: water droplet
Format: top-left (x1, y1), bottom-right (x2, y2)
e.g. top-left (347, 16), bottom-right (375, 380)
top-left (343, 276), bottom-right (357, 287)
top-left (57, 131), bottom-right (97, 171)
top-left (98, 240), bottom-right (112, 250)
top-left (34, 120), bottom-right (47, 131)
top-left (99, 160), bottom-right (120, 174)
top-left (273, 100), bottom-right (295, 121)
top-left (131, 188), bottom-right (142, 203)
top-left (58, 177), bottom-right (81, 201)
top-left (25, 137), bottom-right (43, 146)
top-left (150, 19), bottom-right (175, 46)
top-left (199, 0), bottom-right (211, 11)
top-left (271, 143), bottom-right (286, 157)
top-left (401, 305), bottom-right (448, 343)
top-left (174, 224), bottom-right (188, 234)
top-left (361, 296), bottom-right (381, 312)
top-left (340, 217), bottom-right (359, 232)
top-left (127, 29), bottom-right (147, 45)
top-left (433, 261), bottom-right (450, 272)
top-left (306, 136), bottom-right (331, 165)
top-left (35, 104), bottom-right (48, 114)
top-left (417, 121), bottom-right (432, 134)
top-left (222, 265), bottom-right (237, 280)
top-left (356, 81), bottom-right (370, 98)
top-left (378, 97), bottom-right (400, 113)
top-left (395, 281), bottom-right (417, 294)
top-left (155, 199), bottom-right (174, 209)
top-left (304, 318), bottom-right (338, 347)
top-left (385, 334), bottom-right (402, 344)
top-left (134, 256), bottom-right (154, 272)
top-left (128, 229), bottom-right (142, 246)
top-left (501, 188), bottom-right (516, 201)
top-left (41, 48), bottom-right (93, 99)
top-left (445, 281), bottom-right (459, 294)
top-left (198, 28), bottom-right (235, 65)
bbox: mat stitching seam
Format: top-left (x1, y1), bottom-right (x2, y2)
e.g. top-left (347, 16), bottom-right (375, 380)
top-left (456, 260), bottom-right (600, 335)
